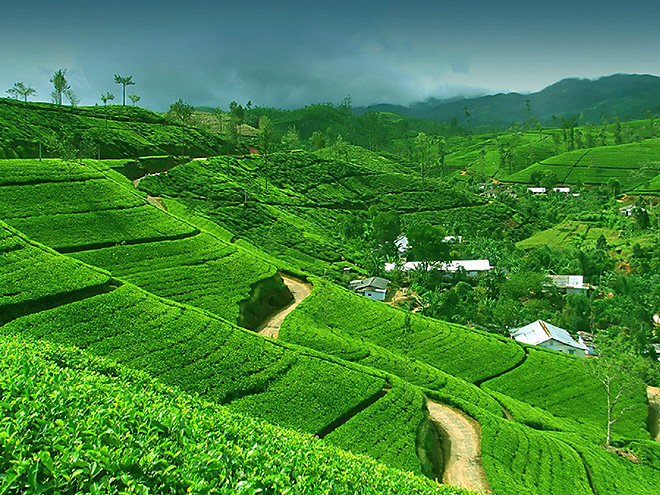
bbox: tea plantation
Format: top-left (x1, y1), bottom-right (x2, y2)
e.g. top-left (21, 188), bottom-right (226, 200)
top-left (0, 158), bottom-right (286, 324)
top-left (505, 139), bottom-right (660, 191)
top-left (138, 151), bottom-right (530, 276)
top-left (0, 335), bottom-right (467, 494)
top-left (0, 219), bottom-right (436, 476)
top-left (0, 98), bottom-right (228, 158)
top-left (2, 129), bottom-right (660, 493)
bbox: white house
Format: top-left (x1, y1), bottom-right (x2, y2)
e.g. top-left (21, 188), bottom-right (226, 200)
top-left (384, 259), bottom-right (492, 277)
top-left (619, 204), bottom-right (647, 217)
top-left (527, 187), bottom-right (546, 194)
top-left (547, 275), bottom-right (589, 295)
top-left (349, 276), bottom-right (389, 301)
top-left (510, 320), bottom-right (588, 356)
top-left (440, 259), bottom-right (492, 276)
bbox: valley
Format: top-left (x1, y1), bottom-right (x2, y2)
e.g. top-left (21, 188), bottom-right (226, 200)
top-left (1, 78), bottom-right (660, 494)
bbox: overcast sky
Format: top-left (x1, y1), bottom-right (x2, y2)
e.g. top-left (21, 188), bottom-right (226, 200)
top-left (1, 0), bottom-right (659, 111)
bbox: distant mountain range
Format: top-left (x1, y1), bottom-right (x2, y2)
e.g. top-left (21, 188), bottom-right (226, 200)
top-left (357, 74), bottom-right (660, 128)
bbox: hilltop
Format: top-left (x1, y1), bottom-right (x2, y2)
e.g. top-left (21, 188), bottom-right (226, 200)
top-left (0, 97), bottom-right (229, 159)
top-left (362, 74), bottom-right (660, 129)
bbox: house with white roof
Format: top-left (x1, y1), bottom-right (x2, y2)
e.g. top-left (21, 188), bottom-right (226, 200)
top-left (510, 320), bottom-right (588, 356)
top-left (547, 275), bottom-right (589, 295)
top-left (348, 276), bottom-right (389, 301)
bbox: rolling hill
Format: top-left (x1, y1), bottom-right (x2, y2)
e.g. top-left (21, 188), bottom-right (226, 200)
top-left (1, 99), bottom-right (660, 495)
top-left (363, 74), bottom-right (660, 129)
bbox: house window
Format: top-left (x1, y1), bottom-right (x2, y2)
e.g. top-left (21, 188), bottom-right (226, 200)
top-left (568, 350), bottom-right (575, 355)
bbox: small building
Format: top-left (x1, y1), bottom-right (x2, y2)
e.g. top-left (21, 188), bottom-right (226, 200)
top-left (394, 235), bottom-right (463, 254)
top-left (510, 320), bottom-right (588, 356)
top-left (394, 235), bottom-right (409, 254)
top-left (619, 204), bottom-right (647, 217)
top-left (548, 275), bottom-right (589, 295)
top-left (552, 187), bottom-right (571, 194)
top-left (527, 187), bottom-right (546, 195)
top-left (440, 259), bottom-right (492, 277)
top-left (349, 276), bottom-right (389, 301)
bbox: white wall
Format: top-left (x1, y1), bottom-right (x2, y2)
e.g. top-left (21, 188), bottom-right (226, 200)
top-left (539, 340), bottom-right (585, 357)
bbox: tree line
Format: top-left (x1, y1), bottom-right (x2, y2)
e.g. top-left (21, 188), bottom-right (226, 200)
top-left (5, 69), bottom-right (140, 108)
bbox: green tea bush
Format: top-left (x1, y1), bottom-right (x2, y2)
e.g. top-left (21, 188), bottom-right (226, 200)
top-left (482, 348), bottom-right (648, 440)
top-left (0, 335), bottom-right (465, 494)
top-left (280, 282), bottom-right (525, 384)
top-left (1, 283), bottom-right (388, 437)
top-left (7, 205), bottom-right (197, 252)
top-left (0, 221), bottom-right (110, 318)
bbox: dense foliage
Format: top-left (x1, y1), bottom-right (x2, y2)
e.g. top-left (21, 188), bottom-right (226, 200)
top-left (0, 335), bottom-right (466, 494)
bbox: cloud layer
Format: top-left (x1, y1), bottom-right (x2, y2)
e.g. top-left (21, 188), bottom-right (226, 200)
top-left (2, 0), bottom-right (659, 111)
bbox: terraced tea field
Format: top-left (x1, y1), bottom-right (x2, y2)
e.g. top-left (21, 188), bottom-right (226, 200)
top-left (505, 139), bottom-right (660, 191)
top-left (2, 156), bottom-right (659, 495)
top-left (0, 158), bottom-right (285, 324)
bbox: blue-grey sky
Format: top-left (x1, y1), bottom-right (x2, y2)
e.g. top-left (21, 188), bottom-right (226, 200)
top-left (1, 0), bottom-right (659, 111)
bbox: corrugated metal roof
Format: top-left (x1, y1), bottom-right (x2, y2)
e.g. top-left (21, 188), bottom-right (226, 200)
top-left (510, 320), bottom-right (588, 350)
top-left (350, 276), bottom-right (389, 291)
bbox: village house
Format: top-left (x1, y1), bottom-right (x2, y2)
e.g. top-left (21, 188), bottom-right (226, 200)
top-left (547, 275), bottom-right (589, 295)
top-left (619, 204), bottom-right (647, 216)
top-left (510, 320), bottom-right (589, 356)
top-left (348, 276), bottom-right (390, 301)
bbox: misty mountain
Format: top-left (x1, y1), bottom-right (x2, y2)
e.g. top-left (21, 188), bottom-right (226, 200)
top-left (358, 74), bottom-right (660, 128)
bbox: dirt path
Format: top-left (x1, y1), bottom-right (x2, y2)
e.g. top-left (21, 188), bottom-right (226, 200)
top-left (146, 196), bottom-right (166, 211)
top-left (426, 401), bottom-right (491, 494)
top-left (649, 386), bottom-right (660, 442)
top-left (256, 275), bottom-right (312, 339)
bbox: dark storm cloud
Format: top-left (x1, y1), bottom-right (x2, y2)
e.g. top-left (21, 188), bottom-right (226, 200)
top-left (1, 0), bottom-right (659, 110)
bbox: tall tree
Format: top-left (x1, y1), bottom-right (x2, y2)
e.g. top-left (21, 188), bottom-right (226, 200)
top-left (168, 99), bottom-right (194, 125)
top-left (100, 92), bottom-right (115, 106)
top-left (228, 101), bottom-right (245, 145)
top-left (406, 222), bottom-right (451, 268)
top-left (64, 89), bottom-right (80, 106)
top-left (584, 336), bottom-right (647, 446)
top-left (128, 94), bottom-right (141, 106)
top-left (6, 82), bottom-right (36, 103)
top-left (113, 74), bottom-right (135, 106)
top-left (258, 115), bottom-right (276, 190)
top-left (50, 69), bottom-right (70, 105)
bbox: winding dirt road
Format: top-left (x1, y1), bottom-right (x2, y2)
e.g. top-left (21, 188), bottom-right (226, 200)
top-left (649, 386), bottom-right (660, 442)
top-left (256, 274), bottom-right (312, 339)
top-left (426, 400), bottom-right (492, 494)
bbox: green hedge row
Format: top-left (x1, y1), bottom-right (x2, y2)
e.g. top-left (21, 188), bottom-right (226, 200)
top-left (7, 204), bottom-right (197, 251)
top-left (0, 220), bottom-right (110, 310)
top-left (0, 335), bottom-right (464, 494)
top-left (0, 178), bottom-right (145, 218)
top-left (281, 282), bottom-right (525, 384)
top-left (325, 383), bottom-right (428, 475)
top-left (1, 283), bottom-right (387, 438)
top-left (72, 233), bottom-right (277, 323)
top-left (280, 294), bottom-right (503, 415)
top-left (0, 158), bottom-right (105, 185)
top-left (482, 348), bottom-right (649, 441)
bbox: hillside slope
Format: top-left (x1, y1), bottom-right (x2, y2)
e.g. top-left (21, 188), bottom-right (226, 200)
top-left (0, 334), bottom-right (466, 494)
top-left (364, 74), bottom-right (660, 128)
top-left (138, 151), bottom-right (529, 276)
top-left (0, 98), bottom-right (229, 158)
